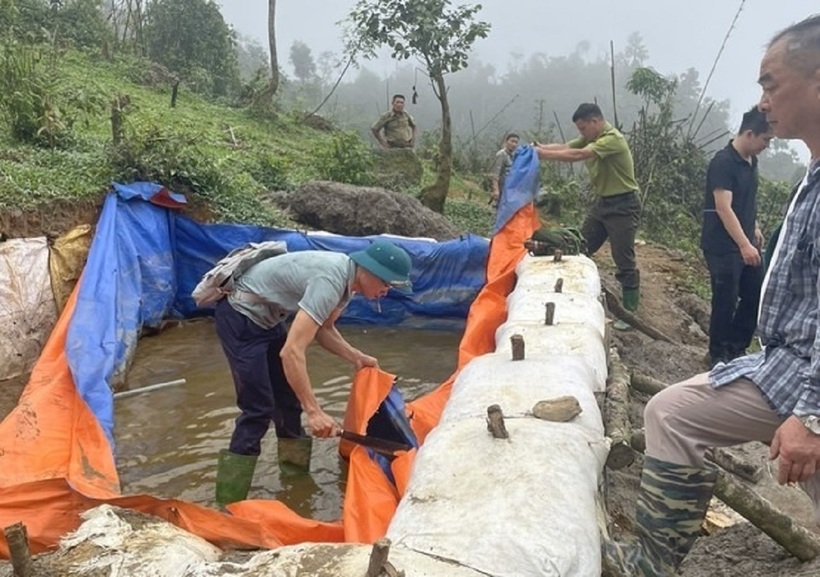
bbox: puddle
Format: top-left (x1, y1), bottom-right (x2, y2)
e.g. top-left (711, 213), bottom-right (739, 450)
top-left (117, 320), bottom-right (460, 520)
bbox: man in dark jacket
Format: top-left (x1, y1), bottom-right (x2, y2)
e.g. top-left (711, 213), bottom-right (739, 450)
top-left (701, 106), bottom-right (772, 368)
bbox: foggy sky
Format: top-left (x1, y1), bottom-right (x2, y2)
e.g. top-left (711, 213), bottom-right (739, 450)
top-left (218, 0), bottom-right (816, 160)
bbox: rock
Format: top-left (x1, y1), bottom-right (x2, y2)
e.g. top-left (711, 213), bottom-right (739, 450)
top-left (271, 181), bottom-right (462, 241)
top-left (532, 396), bottom-right (583, 422)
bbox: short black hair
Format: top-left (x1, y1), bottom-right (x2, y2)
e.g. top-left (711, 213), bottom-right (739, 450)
top-left (572, 103), bottom-right (604, 123)
top-left (769, 13), bottom-right (820, 77)
top-left (505, 132), bottom-right (519, 141)
top-left (739, 105), bottom-right (770, 135)
top-left (392, 94), bottom-right (406, 102)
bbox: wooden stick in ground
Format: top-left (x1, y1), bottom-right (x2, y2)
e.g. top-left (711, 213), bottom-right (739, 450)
top-left (629, 370), bottom-right (668, 397)
top-left (3, 522), bottom-right (33, 577)
top-left (486, 405), bottom-right (509, 439)
top-left (715, 471), bottom-right (820, 562)
top-left (626, 370), bottom-right (820, 561)
top-left (367, 538), bottom-right (392, 577)
top-left (601, 284), bottom-right (675, 343)
top-left (604, 348), bottom-right (634, 470)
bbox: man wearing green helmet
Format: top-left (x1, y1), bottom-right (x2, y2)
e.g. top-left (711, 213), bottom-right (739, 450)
top-left (212, 240), bottom-right (412, 506)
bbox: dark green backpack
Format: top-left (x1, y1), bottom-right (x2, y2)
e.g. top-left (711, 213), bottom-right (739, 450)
top-left (525, 226), bottom-right (586, 256)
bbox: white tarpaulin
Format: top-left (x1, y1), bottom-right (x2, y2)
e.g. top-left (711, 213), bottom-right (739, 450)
top-left (49, 505), bottom-right (487, 577)
top-left (0, 237), bottom-right (57, 381)
top-left (386, 252), bottom-right (608, 577)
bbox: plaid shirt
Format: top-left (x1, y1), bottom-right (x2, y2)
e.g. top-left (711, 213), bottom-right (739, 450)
top-left (711, 159), bottom-right (820, 417)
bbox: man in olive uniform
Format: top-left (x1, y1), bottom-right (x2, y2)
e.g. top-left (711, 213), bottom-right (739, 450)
top-left (534, 103), bottom-right (641, 316)
top-left (371, 94), bottom-right (417, 149)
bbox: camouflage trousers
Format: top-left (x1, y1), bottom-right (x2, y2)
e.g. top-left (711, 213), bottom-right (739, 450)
top-left (603, 456), bottom-right (717, 577)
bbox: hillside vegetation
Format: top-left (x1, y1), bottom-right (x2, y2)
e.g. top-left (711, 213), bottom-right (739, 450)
top-left (0, 0), bottom-right (797, 250)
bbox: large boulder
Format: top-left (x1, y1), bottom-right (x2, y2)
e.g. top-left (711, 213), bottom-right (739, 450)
top-left (270, 181), bottom-right (461, 241)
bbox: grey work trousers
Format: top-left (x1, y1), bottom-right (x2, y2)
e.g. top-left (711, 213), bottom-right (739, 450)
top-left (582, 191), bottom-right (641, 289)
top-left (645, 372), bottom-right (820, 524)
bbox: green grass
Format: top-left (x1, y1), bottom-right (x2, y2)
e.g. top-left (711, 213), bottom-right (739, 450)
top-left (0, 49), bottom-right (340, 225)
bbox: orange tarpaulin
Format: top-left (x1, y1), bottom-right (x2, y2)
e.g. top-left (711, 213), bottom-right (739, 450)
top-left (0, 204), bottom-right (538, 556)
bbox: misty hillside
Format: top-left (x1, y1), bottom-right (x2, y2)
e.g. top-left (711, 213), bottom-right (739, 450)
top-left (0, 0), bottom-right (805, 251)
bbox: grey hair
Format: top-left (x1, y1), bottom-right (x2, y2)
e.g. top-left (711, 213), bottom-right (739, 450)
top-left (769, 14), bottom-right (820, 77)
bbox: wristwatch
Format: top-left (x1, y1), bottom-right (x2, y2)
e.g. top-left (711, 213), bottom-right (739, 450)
top-left (798, 415), bottom-right (820, 435)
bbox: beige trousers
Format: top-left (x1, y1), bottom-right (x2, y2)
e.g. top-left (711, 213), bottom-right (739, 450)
top-left (644, 372), bottom-right (820, 524)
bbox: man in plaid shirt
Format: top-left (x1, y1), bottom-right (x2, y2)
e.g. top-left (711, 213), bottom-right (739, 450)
top-left (605, 14), bottom-right (820, 577)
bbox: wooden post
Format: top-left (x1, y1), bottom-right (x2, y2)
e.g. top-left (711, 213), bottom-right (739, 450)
top-left (487, 404), bottom-right (509, 439)
top-left (170, 78), bottom-right (180, 108)
top-left (544, 302), bottom-right (556, 326)
top-left (715, 471), bottom-right (820, 562)
top-left (604, 349), bottom-right (634, 469)
top-left (553, 249), bottom-right (563, 262)
top-left (367, 538), bottom-right (391, 577)
top-left (554, 278), bottom-right (564, 293)
top-left (510, 334), bottom-right (525, 361)
top-left (4, 522), bottom-right (33, 577)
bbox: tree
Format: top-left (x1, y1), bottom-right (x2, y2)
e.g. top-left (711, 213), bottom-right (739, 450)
top-left (143, 0), bottom-right (238, 96)
top-left (254, 0), bottom-right (278, 108)
top-left (624, 32), bottom-right (648, 67)
top-left (289, 40), bottom-right (316, 83)
top-left (347, 0), bottom-right (490, 213)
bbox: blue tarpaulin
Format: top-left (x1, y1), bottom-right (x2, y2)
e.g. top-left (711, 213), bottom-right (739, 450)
top-left (65, 183), bottom-right (490, 447)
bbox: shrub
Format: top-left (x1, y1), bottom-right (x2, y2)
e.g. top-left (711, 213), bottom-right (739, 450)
top-left (314, 130), bottom-right (374, 185)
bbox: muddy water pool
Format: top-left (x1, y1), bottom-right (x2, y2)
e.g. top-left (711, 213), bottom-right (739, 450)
top-left (117, 320), bottom-right (460, 521)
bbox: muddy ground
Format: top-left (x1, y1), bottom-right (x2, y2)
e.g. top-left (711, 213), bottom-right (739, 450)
top-left (1, 241), bottom-right (819, 576)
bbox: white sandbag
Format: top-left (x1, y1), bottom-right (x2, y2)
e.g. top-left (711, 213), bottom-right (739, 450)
top-left (56, 506), bottom-right (486, 577)
top-left (495, 322), bottom-right (608, 391)
top-left (506, 289), bottom-right (606, 336)
top-left (441, 353), bottom-right (604, 435)
top-left (0, 237), bottom-right (57, 381)
top-left (387, 418), bottom-right (607, 577)
top-left (515, 253), bottom-right (601, 297)
top-left (61, 505), bottom-right (221, 574)
top-left (387, 251), bottom-right (607, 577)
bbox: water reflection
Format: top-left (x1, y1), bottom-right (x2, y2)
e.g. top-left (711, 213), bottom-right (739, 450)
top-left (117, 320), bottom-right (459, 521)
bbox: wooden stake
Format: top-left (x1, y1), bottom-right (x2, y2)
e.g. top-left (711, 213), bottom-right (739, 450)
top-left (601, 283), bottom-right (675, 343)
top-left (366, 538), bottom-right (391, 577)
top-left (487, 405), bottom-right (509, 439)
top-left (604, 349), bottom-right (634, 470)
top-left (510, 334), bottom-right (525, 361)
top-left (554, 278), bottom-right (564, 293)
top-left (553, 250), bottom-right (563, 262)
top-left (4, 522), bottom-right (33, 577)
top-left (544, 302), bottom-right (556, 325)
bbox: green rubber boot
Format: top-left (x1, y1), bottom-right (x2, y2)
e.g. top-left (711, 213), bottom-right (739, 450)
top-left (622, 287), bottom-right (640, 313)
top-left (277, 436), bottom-right (313, 476)
top-left (602, 456), bottom-right (718, 576)
top-left (613, 286), bottom-right (640, 331)
top-left (215, 449), bottom-right (258, 507)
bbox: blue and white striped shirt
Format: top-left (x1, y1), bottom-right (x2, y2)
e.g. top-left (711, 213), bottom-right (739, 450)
top-left (710, 159), bottom-right (820, 417)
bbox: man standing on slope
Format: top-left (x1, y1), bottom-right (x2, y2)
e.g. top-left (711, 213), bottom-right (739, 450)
top-left (533, 103), bottom-right (641, 319)
top-left (701, 105), bottom-right (772, 368)
top-left (489, 132), bottom-right (520, 206)
top-left (371, 94), bottom-right (418, 150)
top-left (604, 13), bottom-right (820, 576)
